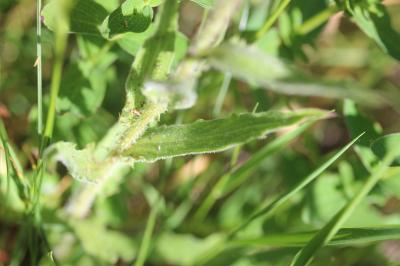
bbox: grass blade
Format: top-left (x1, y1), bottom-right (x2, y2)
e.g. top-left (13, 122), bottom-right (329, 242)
top-left (194, 121), bottom-right (313, 221)
top-left (290, 150), bottom-right (398, 266)
top-left (230, 133), bottom-right (364, 237)
top-left (192, 134), bottom-right (363, 265)
top-left (232, 226), bottom-right (400, 247)
top-left (255, 0), bottom-right (292, 40)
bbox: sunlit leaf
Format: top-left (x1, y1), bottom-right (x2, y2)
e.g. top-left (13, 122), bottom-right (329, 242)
top-left (101, 0), bottom-right (153, 38)
top-left (346, 0), bottom-right (400, 60)
top-left (42, 0), bottom-right (153, 38)
top-left (123, 109), bottom-right (328, 162)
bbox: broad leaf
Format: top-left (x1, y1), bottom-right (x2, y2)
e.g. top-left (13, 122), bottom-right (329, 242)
top-left (346, 0), bottom-right (400, 60)
top-left (42, 0), bottom-right (153, 38)
top-left (343, 100), bottom-right (381, 170)
top-left (47, 142), bottom-right (130, 183)
top-left (102, 0), bottom-right (153, 38)
top-left (42, 0), bottom-right (109, 35)
top-left (371, 133), bottom-right (400, 166)
top-left (57, 62), bottom-right (108, 116)
top-left (123, 109), bottom-right (328, 162)
top-left (69, 219), bottom-right (137, 263)
top-left (207, 42), bottom-right (385, 106)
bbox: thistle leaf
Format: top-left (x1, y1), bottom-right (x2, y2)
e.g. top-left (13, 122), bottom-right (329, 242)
top-left (123, 109), bottom-right (328, 162)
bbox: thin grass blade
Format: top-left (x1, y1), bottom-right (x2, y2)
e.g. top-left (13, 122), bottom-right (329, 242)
top-left (290, 150), bottom-right (398, 266)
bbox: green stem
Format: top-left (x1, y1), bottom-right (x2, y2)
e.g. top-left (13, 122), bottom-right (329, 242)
top-left (118, 102), bottom-right (168, 152)
top-left (213, 72), bottom-right (232, 117)
top-left (36, 0), bottom-right (43, 137)
top-left (66, 0), bottom-right (179, 218)
top-left (43, 33), bottom-right (67, 141)
top-left (134, 201), bottom-right (160, 266)
top-left (255, 0), bottom-right (293, 40)
top-left (296, 5), bottom-right (340, 35)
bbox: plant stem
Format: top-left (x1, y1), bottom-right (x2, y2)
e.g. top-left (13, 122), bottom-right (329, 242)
top-left (36, 0), bottom-right (43, 138)
top-left (43, 34), bottom-right (67, 141)
top-left (255, 0), bottom-right (293, 40)
top-left (213, 72), bottom-right (232, 116)
top-left (118, 102), bottom-right (168, 152)
top-left (134, 201), bottom-right (160, 266)
top-left (65, 0), bottom-right (179, 218)
top-left (296, 5), bottom-right (340, 35)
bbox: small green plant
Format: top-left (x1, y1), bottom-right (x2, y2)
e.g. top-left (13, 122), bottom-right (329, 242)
top-left (0, 0), bottom-right (400, 265)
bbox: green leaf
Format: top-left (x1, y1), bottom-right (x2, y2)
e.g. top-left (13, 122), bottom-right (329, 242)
top-left (156, 233), bottom-right (224, 265)
top-left (371, 133), bottom-right (400, 166)
top-left (69, 218), bottom-right (137, 263)
top-left (57, 62), bottom-right (108, 116)
top-left (42, 0), bottom-right (153, 38)
top-left (207, 42), bottom-right (385, 106)
top-left (343, 100), bottom-right (381, 170)
top-left (190, 0), bottom-right (215, 9)
top-left (123, 109), bottom-right (328, 162)
top-left (42, 0), bottom-right (109, 35)
top-left (346, 0), bottom-right (400, 60)
top-left (101, 0), bottom-right (153, 38)
top-left (46, 142), bottom-right (129, 183)
top-left (116, 25), bottom-right (156, 55)
top-left (232, 226), bottom-right (400, 247)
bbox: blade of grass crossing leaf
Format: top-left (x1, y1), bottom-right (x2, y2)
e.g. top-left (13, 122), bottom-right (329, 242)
top-left (290, 150), bottom-right (398, 266)
top-left (193, 121), bottom-right (313, 222)
top-left (230, 133), bottom-right (364, 237)
top-left (231, 226), bottom-right (400, 248)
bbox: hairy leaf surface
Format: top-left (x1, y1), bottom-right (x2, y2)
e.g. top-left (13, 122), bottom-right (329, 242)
top-left (124, 109), bottom-right (328, 162)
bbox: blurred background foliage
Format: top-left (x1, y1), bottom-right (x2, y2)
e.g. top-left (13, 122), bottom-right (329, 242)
top-left (0, 0), bottom-right (400, 265)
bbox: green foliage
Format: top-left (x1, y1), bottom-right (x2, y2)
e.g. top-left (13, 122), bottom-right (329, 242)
top-left (345, 0), bottom-right (400, 60)
top-left (371, 133), bottom-right (400, 166)
top-left (1, 0), bottom-right (400, 265)
top-left (208, 42), bottom-right (385, 106)
top-left (231, 225), bottom-right (400, 247)
top-left (42, 0), bottom-right (153, 38)
top-left (124, 109), bottom-right (326, 161)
